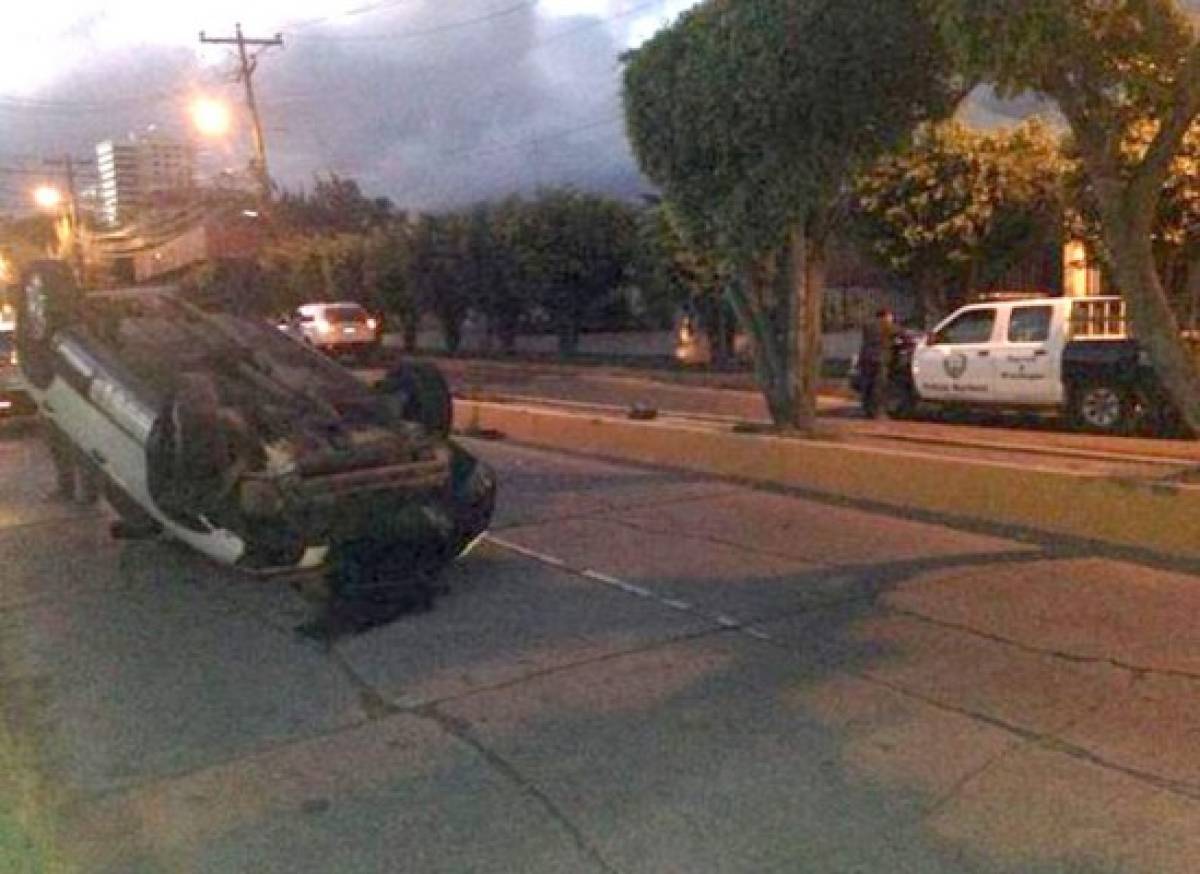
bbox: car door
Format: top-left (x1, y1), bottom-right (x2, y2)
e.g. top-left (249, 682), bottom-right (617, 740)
top-left (994, 303), bottom-right (1063, 406)
top-left (911, 305), bottom-right (999, 402)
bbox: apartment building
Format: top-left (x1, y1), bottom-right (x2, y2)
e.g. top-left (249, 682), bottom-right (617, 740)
top-left (95, 132), bottom-right (194, 227)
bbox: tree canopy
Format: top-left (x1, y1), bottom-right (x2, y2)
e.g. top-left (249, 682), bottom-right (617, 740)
top-left (624, 0), bottom-right (961, 427)
top-left (853, 119), bottom-right (1067, 321)
top-left (931, 0), bottom-right (1200, 432)
top-left (626, 0), bottom-right (962, 263)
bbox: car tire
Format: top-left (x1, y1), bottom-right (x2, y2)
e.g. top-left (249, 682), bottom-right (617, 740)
top-left (15, 260), bottom-right (79, 390)
top-left (378, 361), bottom-right (453, 437)
top-left (1070, 381), bottom-right (1132, 434)
top-left (445, 443), bottom-right (496, 560)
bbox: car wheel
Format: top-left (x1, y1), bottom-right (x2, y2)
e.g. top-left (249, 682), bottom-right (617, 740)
top-left (1071, 382), bottom-right (1132, 434)
top-left (15, 260), bottom-right (78, 390)
top-left (378, 361), bottom-right (453, 437)
top-left (445, 443), bottom-right (496, 560)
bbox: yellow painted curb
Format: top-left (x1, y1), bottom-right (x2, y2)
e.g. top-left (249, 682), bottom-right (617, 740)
top-left (456, 399), bottom-right (1200, 561)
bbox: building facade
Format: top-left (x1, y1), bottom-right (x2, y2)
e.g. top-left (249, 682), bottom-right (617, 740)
top-left (95, 133), bottom-right (194, 227)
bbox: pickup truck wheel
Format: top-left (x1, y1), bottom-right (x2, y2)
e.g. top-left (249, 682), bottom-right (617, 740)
top-left (15, 260), bottom-right (78, 390)
top-left (1071, 382), bottom-right (1132, 434)
top-left (377, 361), bottom-right (453, 437)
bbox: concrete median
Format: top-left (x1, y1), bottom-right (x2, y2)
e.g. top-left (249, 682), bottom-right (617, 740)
top-left (455, 398), bottom-right (1200, 562)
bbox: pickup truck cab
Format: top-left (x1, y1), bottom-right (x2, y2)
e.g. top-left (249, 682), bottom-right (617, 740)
top-left (893, 295), bottom-right (1175, 433)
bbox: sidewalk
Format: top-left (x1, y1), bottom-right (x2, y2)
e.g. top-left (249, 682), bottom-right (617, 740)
top-left (453, 397), bottom-right (1200, 562)
top-left (374, 352), bottom-right (1200, 464)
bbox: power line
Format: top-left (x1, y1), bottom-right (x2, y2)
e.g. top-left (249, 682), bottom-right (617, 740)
top-left (291, 1), bottom-right (537, 42)
top-left (200, 24), bottom-right (284, 202)
top-left (390, 113), bottom-right (627, 206)
top-left (283, 0), bottom-right (414, 32)
top-left (0, 87), bottom-right (193, 111)
top-left (443, 114), bottom-right (624, 163)
top-left (254, 0), bottom-right (664, 111)
top-left (0, 166), bottom-right (96, 178)
top-left (0, 0), bottom-right (663, 116)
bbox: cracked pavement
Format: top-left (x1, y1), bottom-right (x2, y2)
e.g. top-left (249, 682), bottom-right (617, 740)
top-left (2, 423), bottom-right (1200, 872)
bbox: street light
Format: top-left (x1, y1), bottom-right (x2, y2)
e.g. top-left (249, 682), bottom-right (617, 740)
top-left (33, 185), bottom-right (63, 210)
top-left (31, 184), bottom-right (83, 281)
top-left (191, 97), bottom-right (232, 138)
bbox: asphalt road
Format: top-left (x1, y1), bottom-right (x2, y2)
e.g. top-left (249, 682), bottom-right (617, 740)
top-left (3, 421), bottom-right (1200, 872)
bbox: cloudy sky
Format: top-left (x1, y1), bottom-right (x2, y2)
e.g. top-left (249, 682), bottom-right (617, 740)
top-left (0, 1), bottom-right (703, 213)
top-left (0, 0), bottom-right (1046, 215)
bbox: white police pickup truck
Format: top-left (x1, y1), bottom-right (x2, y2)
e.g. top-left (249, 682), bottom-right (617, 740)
top-left (886, 296), bottom-right (1181, 434)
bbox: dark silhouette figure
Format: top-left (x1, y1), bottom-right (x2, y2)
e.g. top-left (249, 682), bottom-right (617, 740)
top-left (859, 307), bottom-right (896, 419)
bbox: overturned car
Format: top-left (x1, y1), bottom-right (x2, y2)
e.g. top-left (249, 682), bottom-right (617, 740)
top-left (16, 260), bottom-right (495, 604)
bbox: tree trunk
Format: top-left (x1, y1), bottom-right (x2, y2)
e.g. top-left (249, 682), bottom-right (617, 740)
top-left (499, 319), bottom-right (518, 355)
top-left (442, 318), bottom-right (462, 354)
top-left (557, 323), bottom-right (579, 356)
top-left (699, 295), bottom-right (729, 368)
top-left (913, 269), bottom-right (946, 329)
top-left (1102, 215), bottom-right (1200, 435)
top-left (787, 223), bottom-right (824, 431)
top-left (726, 262), bottom-right (793, 426)
top-left (1187, 251), bottom-right (1200, 332)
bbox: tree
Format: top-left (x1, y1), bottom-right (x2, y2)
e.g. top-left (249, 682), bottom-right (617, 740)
top-left (469, 199), bottom-right (531, 354)
top-left (0, 215), bottom-right (57, 277)
top-left (274, 174), bottom-right (394, 235)
top-left (365, 223), bottom-right (420, 350)
top-left (639, 202), bottom-right (735, 364)
top-left (510, 189), bottom-right (638, 355)
top-left (1068, 119), bottom-right (1200, 330)
top-left (624, 0), bottom-right (960, 429)
top-left (931, 0), bottom-right (1200, 432)
top-left (409, 213), bottom-right (472, 353)
top-left (853, 118), bottom-right (1067, 324)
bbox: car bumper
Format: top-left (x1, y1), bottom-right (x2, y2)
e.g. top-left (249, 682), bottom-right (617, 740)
top-left (232, 445), bottom-right (477, 574)
top-left (311, 332), bottom-right (379, 351)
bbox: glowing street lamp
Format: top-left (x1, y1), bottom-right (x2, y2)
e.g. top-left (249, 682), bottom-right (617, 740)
top-left (32, 185), bottom-right (63, 210)
top-left (31, 184), bottom-right (84, 280)
top-left (191, 97), bottom-right (232, 138)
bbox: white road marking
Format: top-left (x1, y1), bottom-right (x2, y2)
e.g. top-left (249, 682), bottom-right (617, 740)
top-left (483, 534), bottom-right (774, 643)
top-left (580, 569), bottom-right (654, 598)
top-left (486, 535), bottom-right (569, 568)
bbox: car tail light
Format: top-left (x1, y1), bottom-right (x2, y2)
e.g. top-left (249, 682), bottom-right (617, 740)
top-left (366, 317), bottom-right (378, 331)
top-left (315, 318), bottom-right (332, 334)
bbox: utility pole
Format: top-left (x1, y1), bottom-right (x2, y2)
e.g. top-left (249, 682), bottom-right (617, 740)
top-left (43, 155), bottom-right (86, 282)
top-left (199, 23), bottom-right (283, 204)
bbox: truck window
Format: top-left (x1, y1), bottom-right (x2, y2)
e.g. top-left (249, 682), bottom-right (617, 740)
top-left (1070, 298), bottom-right (1127, 338)
top-left (932, 309), bottom-right (996, 345)
top-left (1008, 306), bottom-right (1052, 343)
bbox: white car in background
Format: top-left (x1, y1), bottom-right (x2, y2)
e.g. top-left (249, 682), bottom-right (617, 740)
top-left (280, 301), bottom-right (381, 359)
